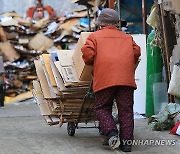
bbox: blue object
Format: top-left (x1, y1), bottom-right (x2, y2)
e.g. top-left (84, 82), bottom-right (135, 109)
top-left (116, 0), bottom-right (154, 34)
top-left (79, 18), bottom-right (89, 28)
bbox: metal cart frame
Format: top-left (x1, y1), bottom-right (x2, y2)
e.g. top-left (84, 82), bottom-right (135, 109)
top-left (66, 80), bottom-right (103, 136)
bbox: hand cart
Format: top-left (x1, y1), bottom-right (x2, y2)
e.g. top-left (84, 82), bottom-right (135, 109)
top-left (65, 80), bottom-right (103, 136)
top-left (33, 79), bottom-right (104, 136)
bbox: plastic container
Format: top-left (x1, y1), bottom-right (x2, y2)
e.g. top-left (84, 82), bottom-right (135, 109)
top-left (153, 82), bottom-right (168, 114)
top-left (146, 30), bottom-right (163, 116)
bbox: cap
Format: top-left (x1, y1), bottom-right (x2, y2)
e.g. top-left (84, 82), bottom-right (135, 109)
top-left (95, 8), bottom-right (119, 27)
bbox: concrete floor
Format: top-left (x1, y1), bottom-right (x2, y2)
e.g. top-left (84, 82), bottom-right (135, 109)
top-left (0, 99), bottom-right (179, 154)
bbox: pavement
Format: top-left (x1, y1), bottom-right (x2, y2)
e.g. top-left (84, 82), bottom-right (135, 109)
top-left (0, 99), bottom-right (179, 154)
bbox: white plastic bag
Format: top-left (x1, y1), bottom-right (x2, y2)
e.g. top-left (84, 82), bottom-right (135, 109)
top-left (168, 63), bottom-right (180, 98)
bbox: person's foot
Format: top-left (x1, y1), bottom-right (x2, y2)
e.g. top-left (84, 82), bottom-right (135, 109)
top-left (102, 130), bottom-right (120, 149)
top-left (119, 141), bottom-right (132, 152)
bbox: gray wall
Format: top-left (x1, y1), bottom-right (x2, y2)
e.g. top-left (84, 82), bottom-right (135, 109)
top-left (0, 0), bottom-right (79, 17)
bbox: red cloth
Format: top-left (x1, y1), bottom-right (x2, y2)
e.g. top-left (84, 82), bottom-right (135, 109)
top-left (170, 121), bottom-right (180, 135)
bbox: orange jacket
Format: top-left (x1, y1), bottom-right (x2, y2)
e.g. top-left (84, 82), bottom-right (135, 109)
top-left (81, 26), bottom-right (141, 92)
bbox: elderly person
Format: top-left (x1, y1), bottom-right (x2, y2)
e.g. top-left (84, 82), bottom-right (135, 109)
top-left (81, 8), bottom-right (141, 152)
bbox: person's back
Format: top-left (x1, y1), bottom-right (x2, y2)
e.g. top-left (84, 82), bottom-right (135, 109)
top-left (81, 8), bottom-right (141, 152)
top-left (86, 26), bottom-right (137, 92)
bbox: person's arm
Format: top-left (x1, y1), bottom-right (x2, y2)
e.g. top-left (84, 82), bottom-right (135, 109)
top-left (133, 40), bottom-right (141, 69)
top-left (81, 34), bottom-right (96, 65)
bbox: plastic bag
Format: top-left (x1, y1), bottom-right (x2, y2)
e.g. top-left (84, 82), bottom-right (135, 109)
top-left (168, 63), bottom-right (180, 98)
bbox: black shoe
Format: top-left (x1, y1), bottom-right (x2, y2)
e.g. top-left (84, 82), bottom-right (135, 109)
top-left (102, 130), bottom-right (120, 149)
top-left (119, 143), bottom-right (132, 152)
top-left (102, 138), bottom-right (109, 146)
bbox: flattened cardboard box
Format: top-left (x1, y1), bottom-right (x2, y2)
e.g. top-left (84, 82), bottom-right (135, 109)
top-left (163, 0), bottom-right (180, 14)
top-left (49, 53), bottom-right (69, 92)
top-left (57, 50), bottom-right (79, 83)
top-left (39, 57), bottom-right (59, 97)
top-left (32, 80), bottom-right (57, 116)
top-left (29, 33), bottom-right (54, 51)
top-left (34, 60), bottom-right (55, 99)
top-left (41, 54), bottom-right (56, 86)
top-left (0, 26), bottom-right (7, 42)
top-left (0, 41), bottom-right (20, 62)
top-left (72, 32), bottom-right (93, 81)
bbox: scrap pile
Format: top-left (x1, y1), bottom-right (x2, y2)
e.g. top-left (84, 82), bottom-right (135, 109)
top-left (33, 32), bottom-right (96, 126)
top-left (0, 1), bottom-right (103, 102)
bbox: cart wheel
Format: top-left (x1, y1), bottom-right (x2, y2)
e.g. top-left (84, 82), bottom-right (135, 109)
top-left (67, 122), bottom-right (76, 136)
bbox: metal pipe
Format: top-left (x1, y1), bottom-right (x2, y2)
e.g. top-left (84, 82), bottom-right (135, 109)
top-left (117, 0), bottom-right (121, 29)
top-left (159, 3), bottom-right (174, 102)
top-left (142, 0), bottom-right (147, 35)
top-left (87, 7), bottom-right (91, 32)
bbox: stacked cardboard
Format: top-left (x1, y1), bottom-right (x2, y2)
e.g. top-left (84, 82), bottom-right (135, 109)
top-left (0, 7), bottom-right (96, 101)
top-left (33, 32), bottom-right (95, 126)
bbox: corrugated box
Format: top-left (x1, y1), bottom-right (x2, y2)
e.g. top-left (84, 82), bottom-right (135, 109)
top-left (32, 80), bottom-right (57, 116)
top-left (57, 50), bottom-right (79, 83)
top-left (29, 33), bottom-right (54, 51)
top-left (0, 41), bottom-right (20, 62)
top-left (41, 54), bottom-right (56, 86)
top-left (34, 60), bottom-right (56, 99)
top-left (0, 26), bottom-right (7, 42)
top-left (172, 0), bottom-right (180, 14)
top-left (72, 32), bottom-right (93, 81)
top-left (163, 0), bottom-right (180, 14)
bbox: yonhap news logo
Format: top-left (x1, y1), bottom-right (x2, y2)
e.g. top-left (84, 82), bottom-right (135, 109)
top-left (121, 139), bottom-right (177, 146)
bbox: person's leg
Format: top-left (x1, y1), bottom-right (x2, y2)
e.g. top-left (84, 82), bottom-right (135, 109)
top-left (94, 86), bottom-right (117, 134)
top-left (94, 86), bottom-right (119, 149)
top-left (115, 86), bottom-right (134, 152)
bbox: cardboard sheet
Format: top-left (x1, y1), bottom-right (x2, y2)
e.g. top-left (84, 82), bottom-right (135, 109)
top-left (39, 57), bottom-right (57, 98)
top-left (29, 33), bottom-right (54, 51)
top-left (41, 54), bottom-right (56, 86)
top-left (5, 91), bottom-right (33, 103)
top-left (57, 50), bottom-right (79, 83)
top-left (0, 41), bottom-right (20, 62)
top-left (32, 80), bottom-right (57, 116)
top-left (0, 26), bottom-right (7, 42)
top-left (72, 32), bottom-right (93, 81)
top-left (34, 60), bottom-right (55, 98)
top-left (49, 55), bottom-right (68, 92)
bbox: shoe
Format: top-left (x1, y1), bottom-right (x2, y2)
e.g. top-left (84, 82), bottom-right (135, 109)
top-left (119, 143), bottom-right (132, 152)
top-left (102, 138), bottom-right (109, 146)
top-left (102, 130), bottom-right (120, 149)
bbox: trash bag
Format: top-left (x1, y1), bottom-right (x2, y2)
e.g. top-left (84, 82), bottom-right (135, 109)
top-left (148, 103), bottom-right (180, 131)
top-left (168, 63), bottom-right (180, 98)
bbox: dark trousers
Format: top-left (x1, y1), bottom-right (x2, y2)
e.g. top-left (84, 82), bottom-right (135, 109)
top-left (94, 86), bottom-right (134, 141)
